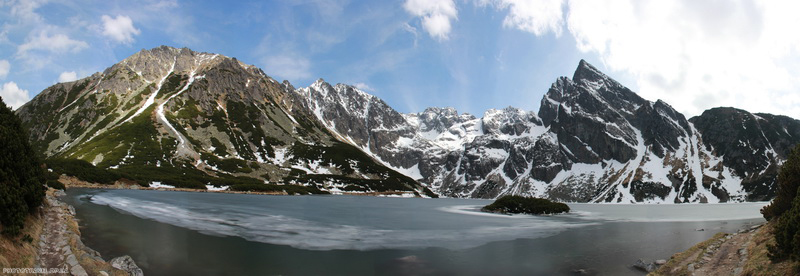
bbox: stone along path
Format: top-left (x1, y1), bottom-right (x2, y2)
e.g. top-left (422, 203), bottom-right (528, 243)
top-left (35, 191), bottom-right (89, 276)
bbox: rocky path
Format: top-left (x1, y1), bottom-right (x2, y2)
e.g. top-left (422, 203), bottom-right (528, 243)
top-left (35, 191), bottom-right (89, 275)
top-left (688, 225), bottom-right (758, 276)
top-left (650, 223), bottom-right (764, 276)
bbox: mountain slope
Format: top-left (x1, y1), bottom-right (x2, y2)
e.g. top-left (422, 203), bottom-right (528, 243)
top-left (16, 46), bottom-right (800, 202)
top-left (303, 60), bottom-right (800, 202)
top-left (16, 46), bottom-right (434, 196)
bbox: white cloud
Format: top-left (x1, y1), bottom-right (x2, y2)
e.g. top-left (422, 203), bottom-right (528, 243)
top-left (101, 15), bottom-right (141, 44)
top-left (403, 0), bottom-right (458, 40)
top-left (0, 82), bottom-right (30, 110)
top-left (481, 0), bottom-right (565, 36)
top-left (58, 71), bottom-right (78, 83)
top-left (0, 60), bottom-right (9, 79)
top-left (262, 55), bottom-right (312, 81)
top-left (17, 30), bottom-right (89, 56)
top-left (563, 0), bottom-right (800, 117)
top-left (8, 0), bottom-right (46, 23)
top-left (353, 82), bottom-right (374, 92)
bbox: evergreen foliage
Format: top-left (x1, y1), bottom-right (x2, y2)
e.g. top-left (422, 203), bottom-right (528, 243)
top-left (482, 195), bottom-right (570, 215)
top-left (0, 97), bottom-right (46, 236)
top-left (767, 144), bottom-right (800, 262)
top-left (762, 145), bottom-right (800, 220)
top-left (769, 188), bottom-right (800, 261)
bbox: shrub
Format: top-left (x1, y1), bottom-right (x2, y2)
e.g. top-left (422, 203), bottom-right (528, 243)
top-left (482, 195), bottom-right (570, 215)
top-left (0, 97), bottom-right (46, 236)
top-left (762, 145), bottom-right (800, 220)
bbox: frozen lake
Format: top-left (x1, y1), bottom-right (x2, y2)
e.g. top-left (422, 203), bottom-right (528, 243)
top-left (63, 188), bottom-right (767, 275)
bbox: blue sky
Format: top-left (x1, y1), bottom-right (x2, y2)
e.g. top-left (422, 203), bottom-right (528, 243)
top-left (2, 0), bottom-right (800, 119)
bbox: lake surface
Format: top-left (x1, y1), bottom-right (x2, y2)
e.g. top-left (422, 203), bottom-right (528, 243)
top-left (63, 188), bottom-right (767, 275)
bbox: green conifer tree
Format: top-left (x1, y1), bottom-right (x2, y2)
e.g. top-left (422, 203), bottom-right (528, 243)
top-left (0, 97), bottom-right (45, 236)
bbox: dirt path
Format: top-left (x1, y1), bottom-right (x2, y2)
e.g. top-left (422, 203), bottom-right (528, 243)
top-left (35, 191), bottom-right (89, 275)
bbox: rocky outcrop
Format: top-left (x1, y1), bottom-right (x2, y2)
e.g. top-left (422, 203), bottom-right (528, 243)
top-left (110, 256), bottom-right (144, 276)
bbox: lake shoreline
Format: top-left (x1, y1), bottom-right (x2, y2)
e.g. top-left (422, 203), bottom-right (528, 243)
top-left (58, 174), bottom-right (421, 197)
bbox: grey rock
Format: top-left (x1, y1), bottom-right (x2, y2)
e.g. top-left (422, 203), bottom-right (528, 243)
top-left (70, 264), bottom-right (88, 276)
top-left (110, 255), bottom-right (144, 276)
top-left (66, 254), bottom-right (79, 267)
top-left (655, 259), bottom-right (667, 265)
top-left (632, 259), bottom-right (656, 272)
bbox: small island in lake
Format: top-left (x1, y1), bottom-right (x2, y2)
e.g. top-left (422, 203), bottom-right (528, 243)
top-left (481, 195), bottom-right (570, 215)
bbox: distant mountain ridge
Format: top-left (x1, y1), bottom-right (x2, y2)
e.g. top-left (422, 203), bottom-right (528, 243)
top-left (16, 46), bottom-right (800, 202)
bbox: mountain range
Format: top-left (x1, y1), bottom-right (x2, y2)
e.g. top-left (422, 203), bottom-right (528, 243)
top-left (16, 46), bottom-right (800, 203)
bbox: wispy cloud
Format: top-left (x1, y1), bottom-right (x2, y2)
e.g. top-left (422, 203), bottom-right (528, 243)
top-left (353, 82), bottom-right (374, 92)
top-left (261, 55), bottom-right (312, 81)
top-left (0, 60), bottom-right (9, 79)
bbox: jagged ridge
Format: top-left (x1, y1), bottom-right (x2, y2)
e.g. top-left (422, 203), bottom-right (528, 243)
top-left (16, 47), bottom-right (800, 202)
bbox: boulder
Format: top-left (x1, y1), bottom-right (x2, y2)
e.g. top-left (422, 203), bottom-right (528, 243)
top-left (632, 259), bottom-right (656, 272)
top-left (110, 255), bottom-right (144, 276)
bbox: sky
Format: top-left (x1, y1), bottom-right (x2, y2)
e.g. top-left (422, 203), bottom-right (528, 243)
top-left (2, 0), bottom-right (800, 119)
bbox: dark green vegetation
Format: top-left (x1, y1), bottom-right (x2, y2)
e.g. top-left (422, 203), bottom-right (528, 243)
top-left (763, 144), bottom-right (800, 265)
top-left (44, 157), bottom-right (326, 194)
top-left (228, 183), bottom-right (327, 195)
top-left (482, 195), bottom-right (569, 215)
top-left (46, 158), bottom-right (126, 184)
top-left (0, 97), bottom-right (45, 236)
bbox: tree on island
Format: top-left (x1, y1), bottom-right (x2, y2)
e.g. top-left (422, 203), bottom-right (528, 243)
top-left (482, 195), bottom-right (570, 215)
top-left (0, 97), bottom-right (46, 236)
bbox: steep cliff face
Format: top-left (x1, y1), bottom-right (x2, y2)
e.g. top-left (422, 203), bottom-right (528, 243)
top-left (304, 59), bottom-right (800, 202)
top-left (690, 108), bottom-right (800, 201)
top-left (16, 46), bottom-right (800, 202)
top-left (16, 46), bottom-right (433, 196)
